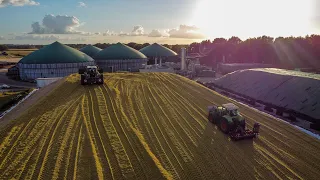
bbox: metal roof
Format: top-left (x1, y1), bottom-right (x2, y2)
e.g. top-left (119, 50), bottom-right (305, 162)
top-left (80, 45), bottom-right (102, 58)
top-left (222, 103), bottom-right (239, 110)
top-left (139, 43), bottom-right (177, 57)
top-left (19, 41), bottom-right (94, 64)
top-left (94, 42), bottom-right (147, 60)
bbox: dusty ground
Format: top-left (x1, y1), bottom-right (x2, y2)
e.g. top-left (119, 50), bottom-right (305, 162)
top-left (0, 73), bottom-right (320, 180)
top-left (0, 72), bottom-right (36, 88)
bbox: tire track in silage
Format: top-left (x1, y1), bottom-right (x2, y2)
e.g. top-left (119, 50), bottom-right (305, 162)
top-left (114, 80), bottom-right (166, 180)
top-left (19, 106), bottom-right (69, 180)
top-left (142, 82), bottom-right (182, 179)
top-left (52, 105), bottom-right (82, 180)
top-left (86, 88), bottom-right (116, 179)
top-left (81, 94), bottom-right (104, 179)
top-left (101, 81), bottom-right (153, 179)
top-left (93, 86), bottom-right (136, 179)
top-left (107, 76), bottom-right (171, 179)
top-left (148, 85), bottom-right (205, 180)
top-left (36, 97), bottom-right (82, 180)
top-left (72, 124), bottom-right (83, 180)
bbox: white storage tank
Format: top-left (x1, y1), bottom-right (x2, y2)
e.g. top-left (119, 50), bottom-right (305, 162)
top-left (36, 77), bottom-right (62, 88)
top-left (181, 48), bottom-right (186, 70)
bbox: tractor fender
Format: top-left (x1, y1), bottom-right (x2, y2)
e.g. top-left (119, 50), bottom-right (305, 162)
top-left (222, 115), bottom-right (234, 125)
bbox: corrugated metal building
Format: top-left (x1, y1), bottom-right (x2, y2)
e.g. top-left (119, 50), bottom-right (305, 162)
top-left (18, 41), bottom-right (94, 80)
top-left (94, 43), bottom-right (147, 72)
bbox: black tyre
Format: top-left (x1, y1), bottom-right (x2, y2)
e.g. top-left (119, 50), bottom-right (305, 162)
top-left (240, 119), bottom-right (246, 130)
top-left (220, 118), bottom-right (230, 134)
top-left (79, 68), bottom-right (85, 74)
top-left (208, 114), bottom-right (213, 123)
top-left (98, 75), bottom-right (104, 84)
top-left (81, 75), bottom-right (86, 85)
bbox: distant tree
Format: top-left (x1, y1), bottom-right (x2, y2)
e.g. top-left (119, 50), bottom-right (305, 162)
top-left (0, 44), bottom-right (8, 51)
top-left (196, 35), bottom-right (320, 69)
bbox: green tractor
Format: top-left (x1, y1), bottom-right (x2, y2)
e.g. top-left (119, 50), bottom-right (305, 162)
top-left (208, 103), bottom-right (260, 141)
top-left (78, 66), bottom-right (104, 85)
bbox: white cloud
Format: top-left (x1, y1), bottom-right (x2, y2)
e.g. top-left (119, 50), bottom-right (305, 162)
top-left (12, 34), bottom-right (87, 41)
top-left (0, 36), bottom-right (6, 40)
top-left (30, 14), bottom-right (82, 34)
top-left (103, 30), bottom-right (117, 36)
top-left (167, 25), bottom-right (205, 39)
top-left (0, 0), bottom-right (39, 7)
top-left (131, 25), bottom-right (145, 36)
top-left (78, 2), bottom-right (86, 7)
top-left (118, 25), bottom-right (147, 36)
top-left (148, 29), bottom-right (163, 37)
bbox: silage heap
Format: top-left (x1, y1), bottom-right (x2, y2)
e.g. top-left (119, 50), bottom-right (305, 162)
top-left (214, 68), bottom-right (320, 120)
top-left (1, 72), bottom-right (320, 180)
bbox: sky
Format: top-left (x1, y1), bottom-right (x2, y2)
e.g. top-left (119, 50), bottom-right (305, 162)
top-left (0, 0), bottom-right (319, 45)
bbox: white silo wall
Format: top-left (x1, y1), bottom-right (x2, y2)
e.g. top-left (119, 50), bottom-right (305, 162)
top-left (181, 48), bottom-right (186, 70)
top-left (96, 59), bottom-right (148, 72)
top-left (18, 62), bottom-right (94, 80)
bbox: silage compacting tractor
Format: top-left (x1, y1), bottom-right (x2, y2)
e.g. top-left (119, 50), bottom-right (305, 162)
top-left (208, 103), bottom-right (261, 141)
top-left (78, 66), bottom-right (104, 85)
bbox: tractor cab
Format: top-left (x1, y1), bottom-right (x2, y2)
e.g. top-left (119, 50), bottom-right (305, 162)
top-left (84, 66), bottom-right (98, 77)
top-left (222, 103), bottom-right (239, 117)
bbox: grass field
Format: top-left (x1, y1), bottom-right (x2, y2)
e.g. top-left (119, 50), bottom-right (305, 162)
top-left (0, 92), bottom-right (20, 110)
top-left (0, 49), bottom-right (35, 59)
top-left (0, 73), bottom-right (320, 179)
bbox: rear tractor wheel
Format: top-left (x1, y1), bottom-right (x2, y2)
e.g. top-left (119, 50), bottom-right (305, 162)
top-left (81, 75), bottom-right (86, 85)
top-left (208, 113), bottom-right (213, 123)
top-left (220, 118), bottom-right (230, 134)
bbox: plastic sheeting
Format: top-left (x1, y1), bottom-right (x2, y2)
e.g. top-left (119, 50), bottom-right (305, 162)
top-left (218, 63), bottom-right (276, 74)
top-left (214, 68), bottom-right (320, 119)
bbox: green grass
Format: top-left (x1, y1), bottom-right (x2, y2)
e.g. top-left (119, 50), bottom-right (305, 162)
top-left (0, 90), bottom-right (31, 111)
top-left (0, 49), bottom-right (35, 59)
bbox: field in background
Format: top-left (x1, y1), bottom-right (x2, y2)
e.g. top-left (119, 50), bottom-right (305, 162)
top-left (0, 73), bottom-right (320, 179)
top-left (0, 49), bottom-right (35, 59)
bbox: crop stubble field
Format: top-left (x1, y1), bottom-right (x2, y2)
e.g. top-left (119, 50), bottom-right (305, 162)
top-left (0, 73), bottom-right (320, 180)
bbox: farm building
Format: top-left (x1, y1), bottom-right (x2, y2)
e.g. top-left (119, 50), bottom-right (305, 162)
top-left (79, 45), bottom-right (102, 58)
top-left (94, 42), bottom-right (147, 72)
top-left (17, 41), bottom-right (94, 80)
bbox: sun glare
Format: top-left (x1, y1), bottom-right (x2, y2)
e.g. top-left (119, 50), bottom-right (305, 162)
top-left (191, 0), bottom-right (314, 39)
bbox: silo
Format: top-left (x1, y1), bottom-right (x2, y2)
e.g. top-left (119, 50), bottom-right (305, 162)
top-left (181, 47), bottom-right (187, 70)
top-left (18, 41), bottom-right (94, 80)
top-left (94, 43), bottom-right (147, 72)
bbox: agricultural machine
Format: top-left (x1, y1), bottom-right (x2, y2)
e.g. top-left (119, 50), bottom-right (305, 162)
top-left (78, 66), bottom-right (104, 85)
top-left (208, 103), bottom-right (260, 141)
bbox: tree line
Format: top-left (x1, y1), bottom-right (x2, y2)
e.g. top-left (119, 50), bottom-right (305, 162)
top-left (191, 35), bottom-right (320, 69)
top-left (1, 35), bottom-right (320, 69)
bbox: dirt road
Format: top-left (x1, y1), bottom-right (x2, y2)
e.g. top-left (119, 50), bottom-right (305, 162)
top-left (0, 73), bottom-right (319, 179)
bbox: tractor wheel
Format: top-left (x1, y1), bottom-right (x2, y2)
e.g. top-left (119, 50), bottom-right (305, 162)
top-left (98, 75), bottom-right (104, 85)
top-left (81, 75), bottom-right (85, 85)
top-left (220, 118), bottom-right (229, 134)
top-left (208, 114), bottom-right (213, 123)
top-left (240, 119), bottom-right (246, 130)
